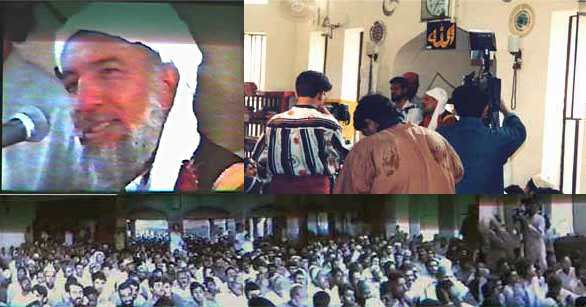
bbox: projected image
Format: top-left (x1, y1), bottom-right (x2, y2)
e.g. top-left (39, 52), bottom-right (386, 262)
top-left (1, 194), bottom-right (482, 307)
top-left (478, 194), bottom-right (586, 307)
top-left (2, 1), bottom-right (244, 193)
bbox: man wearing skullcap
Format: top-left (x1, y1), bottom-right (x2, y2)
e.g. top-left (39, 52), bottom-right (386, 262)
top-left (53, 2), bottom-right (241, 192)
top-left (335, 94), bottom-right (463, 194)
top-left (403, 71), bottom-right (422, 107)
top-left (524, 174), bottom-right (561, 194)
top-left (420, 87), bottom-right (456, 130)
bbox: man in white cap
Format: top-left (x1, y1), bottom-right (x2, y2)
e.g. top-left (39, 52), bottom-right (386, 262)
top-left (53, 2), bottom-right (242, 192)
top-left (420, 87), bottom-right (456, 130)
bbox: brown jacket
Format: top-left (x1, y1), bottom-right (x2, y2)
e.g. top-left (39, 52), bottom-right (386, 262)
top-left (334, 123), bottom-right (463, 194)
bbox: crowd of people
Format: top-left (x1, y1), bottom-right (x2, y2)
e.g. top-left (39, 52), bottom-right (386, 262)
top-left (479, 197), bottom-right (586, 307)
top-left (0, 227), bottom-right (485, 307)
top-left (247, 70), bottom-right (528, 194)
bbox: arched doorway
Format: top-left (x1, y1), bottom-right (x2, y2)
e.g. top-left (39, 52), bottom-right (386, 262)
top-left (183, 206), bottom-right (231, 240)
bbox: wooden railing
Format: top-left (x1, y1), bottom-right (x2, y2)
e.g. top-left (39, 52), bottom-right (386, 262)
top-left (244, 91), bottom-right (295, 158)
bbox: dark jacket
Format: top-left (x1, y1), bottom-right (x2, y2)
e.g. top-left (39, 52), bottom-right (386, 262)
top-left (437, 114), bottom-right (526, 194)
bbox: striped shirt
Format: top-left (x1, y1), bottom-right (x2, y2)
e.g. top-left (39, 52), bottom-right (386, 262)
top-left (251, 105), bottom-right (350, 180)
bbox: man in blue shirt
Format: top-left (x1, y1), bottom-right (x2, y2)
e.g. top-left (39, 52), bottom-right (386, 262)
top-left (437, 84), bottom-right (526, 194)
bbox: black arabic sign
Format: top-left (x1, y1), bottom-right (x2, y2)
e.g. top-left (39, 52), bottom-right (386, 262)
top-left (426, 21), bottom-right (456, 50)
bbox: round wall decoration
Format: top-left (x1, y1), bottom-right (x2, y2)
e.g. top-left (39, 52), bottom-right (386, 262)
top-left (509, 4), bottom-right (535, 37)
top-left (370, 20), bottom-right (387, 45)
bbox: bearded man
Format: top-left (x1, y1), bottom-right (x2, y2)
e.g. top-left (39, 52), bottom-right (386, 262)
top-left (53, 2), bottom-right (241, 192)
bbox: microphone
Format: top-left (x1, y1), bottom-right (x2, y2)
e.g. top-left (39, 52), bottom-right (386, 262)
top-left (2, 106), bottom-right (50, 148)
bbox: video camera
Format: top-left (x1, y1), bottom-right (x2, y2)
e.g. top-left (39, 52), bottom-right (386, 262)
top-left (465, 30), bottom-right (502, 128)
top-left (325, 102), bottom-right (351, 125)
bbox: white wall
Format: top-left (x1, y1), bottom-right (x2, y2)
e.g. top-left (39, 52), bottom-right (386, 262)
top-left (245, 0), bottom-right (582, 190)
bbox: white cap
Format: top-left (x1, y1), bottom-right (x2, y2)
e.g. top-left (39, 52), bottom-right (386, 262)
top-left (424, 87), bottom-right (449, 130)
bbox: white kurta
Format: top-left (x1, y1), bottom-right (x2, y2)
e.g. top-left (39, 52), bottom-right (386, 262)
top-left (523, 214), bottom-right (547, 270)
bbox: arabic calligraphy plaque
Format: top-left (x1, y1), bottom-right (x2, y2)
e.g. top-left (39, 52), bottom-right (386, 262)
top-left (426, 21), bottom-right (456, 50)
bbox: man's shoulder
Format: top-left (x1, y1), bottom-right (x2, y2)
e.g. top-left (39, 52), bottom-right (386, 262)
top-left (268, 107), bottom-right (341, 130)
top-left (191, 136), bottom-right (242, 192)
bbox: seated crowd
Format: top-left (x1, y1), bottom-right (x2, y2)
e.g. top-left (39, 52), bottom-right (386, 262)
top-left (0, 231), bottom-right (481, 307)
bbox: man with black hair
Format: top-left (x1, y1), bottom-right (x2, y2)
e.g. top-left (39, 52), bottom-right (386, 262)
top-left (437, 84), bottom-right (526, 194)
top-left (334, 94), bottom-right (463, 194)
top-left (313, 291), bottom-right (330, 307)
top-left (11, 276), bottom-right (35, 307)
top-left (251, 70), bottom-right (350, 194)
top-left (116, 281), bottom-right (135, 307)
top-left (389, 76), bottom-right (423, 125)
top-left (55, 281), bottom-right (84, 307)
top-left (83, 286), bottom-right (99, 307)
top-left (186, 282), bottom-right (218, 307)
top-left (244, 282), bottom-right (261, 301)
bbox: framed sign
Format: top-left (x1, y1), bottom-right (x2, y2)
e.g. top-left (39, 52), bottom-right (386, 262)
top-left (426, 21), bottom-right (456, 49)
top-left (421, 0), bottom-right (451, 21)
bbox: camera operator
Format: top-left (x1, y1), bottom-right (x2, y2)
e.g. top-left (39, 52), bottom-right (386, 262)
top-left (517, 199), bottom-right (547, 271)
top-left (437, 84), bottom-right (527, 194)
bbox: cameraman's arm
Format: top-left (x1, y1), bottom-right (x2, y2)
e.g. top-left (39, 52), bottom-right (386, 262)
top-left (498, 99), bottom-right (527, 158)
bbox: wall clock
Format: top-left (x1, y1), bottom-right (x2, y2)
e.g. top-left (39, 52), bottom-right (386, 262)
top-left (421, 0), bottom-right (451, 21)
top-left (509, 4), bottom-right (535, 37)
top-left (382, 0), bottom-right (399, 17)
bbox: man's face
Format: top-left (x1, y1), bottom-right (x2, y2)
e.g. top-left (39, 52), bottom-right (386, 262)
top-left (152, 281), bottom-right (164, 298)
top-left (59, 32), bottom-right (169, 188)
top-left (163, 282), bottom-right (172, 297)
top-left (20, 278), bottom-right (32, 292)
top-left (562, 257), bottom-right (572, 271)
top-left (178, 272), bottom-right (189, 287)
top-left (44, 271), bottom-right (56, 288)
top-left (226, 268), bottom-right (238, 283)
top-left (206, 281), bottom-right (218, 294)
top-left (391, 278), bottom-right (407, 300)
top-left (119, 288), bottom-right (134, 307)
top-left (404, 270), bottom-right (415, 289)
top-left (36, 272), bottom-right (45, 285)
top-left (17, 268), bottom-right (26, 281)
top-left (192, 286), bottom-right (205, 304)
top-left (87, 292), bottom-right (98, 307)
top-left (65, 265), bottom-right (75, 277)
top-left (94, 278), bottom-right (106, 294)
top-left (34, 289), bottom-right (46, 304)
top-left (76, 264), bottom-right (84, 276)
top-left (188, 264), bottom-right (197, 276)
top-left (69, 285), bottom-right (84, 305)
top-left (294, 273), bottom-right (305, 285)
top-left (245, 164), bottom-right (257, 177)
top-left (427, 261), bottom-right (439, 275)
top-left (421, 95), bottom-right (438, 115)
top-left (390, 83), bottom-right (405, 102)
top-left (343, 289), bottom-right (355, 304)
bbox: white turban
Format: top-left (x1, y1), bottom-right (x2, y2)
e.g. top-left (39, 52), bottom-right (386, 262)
top-left (425, 87), bottom-right (449, 131)
top-left (530, 174), bottom-right (555, 189)
top-left (54, 2), bottom-right (202, 191)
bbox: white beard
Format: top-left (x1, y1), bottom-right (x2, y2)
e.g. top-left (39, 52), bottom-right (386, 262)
top-left (82, 94), bottom-right (166, 191)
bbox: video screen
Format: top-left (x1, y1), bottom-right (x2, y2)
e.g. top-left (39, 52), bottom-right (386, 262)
top-left (2, 1), bottom-right (244, 193)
